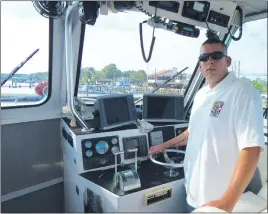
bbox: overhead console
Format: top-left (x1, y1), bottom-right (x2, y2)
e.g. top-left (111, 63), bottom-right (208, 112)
top-left (140, 1), bottom-right (238, 34)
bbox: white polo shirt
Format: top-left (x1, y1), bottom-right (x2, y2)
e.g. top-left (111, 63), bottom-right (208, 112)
top-left (184, 71), bottom-right (265, 208)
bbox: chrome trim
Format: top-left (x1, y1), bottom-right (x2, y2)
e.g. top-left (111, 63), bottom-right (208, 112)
top-left (149, 149), bottom-right (185, 168)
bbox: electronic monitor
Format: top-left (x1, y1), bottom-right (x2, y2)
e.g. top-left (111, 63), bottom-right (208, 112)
top-left (142, 94), bottom-right (185, 122)
top-left (122, 135), bottom-right (148, 160)
top-left (94, 94), bottom-right (137, 130)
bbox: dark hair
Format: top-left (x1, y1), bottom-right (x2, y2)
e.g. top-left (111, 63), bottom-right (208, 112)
top-left (201, 38), bottom-right (227, 54)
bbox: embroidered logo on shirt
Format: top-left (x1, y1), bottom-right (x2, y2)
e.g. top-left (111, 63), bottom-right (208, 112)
top-left (210, 101), bottom-right (224, 118)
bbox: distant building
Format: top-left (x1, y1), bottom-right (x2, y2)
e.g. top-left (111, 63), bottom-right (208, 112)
top-left (147, 67), bottom-right (190, 89)
top-left (116, 77), bottom-right (135, 87)
top-left (95, 78), bottom-right (113, 85)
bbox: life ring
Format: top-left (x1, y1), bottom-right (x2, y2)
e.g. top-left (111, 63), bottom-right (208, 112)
top-left (35, 81), bottom-right (48, 96)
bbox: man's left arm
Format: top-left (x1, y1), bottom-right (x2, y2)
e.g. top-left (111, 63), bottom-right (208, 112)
top-left (203, 88), bottom-right (265, 212)
top-left (219, 146), bottom-right (261, 211)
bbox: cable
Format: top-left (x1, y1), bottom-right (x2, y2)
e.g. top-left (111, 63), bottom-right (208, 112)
top-left (230, 6), bottom-right (243, 41)
top-left (138, 4), bottom-right (159, 63)
top-left (139, 21), bottom-right (156, 63)
top-left (135, 3), bottom-right (167, 26)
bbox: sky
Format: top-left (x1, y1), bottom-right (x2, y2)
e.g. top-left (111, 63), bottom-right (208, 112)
top-left (1, 1), bottom-right (267, 79)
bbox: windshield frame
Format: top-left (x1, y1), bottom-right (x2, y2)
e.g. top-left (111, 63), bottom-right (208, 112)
top-left (74, 24), bottom-right (86, 97)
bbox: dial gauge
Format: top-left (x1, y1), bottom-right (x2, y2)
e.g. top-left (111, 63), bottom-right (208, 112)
top-left (95, 141), bottom-right (109, 154)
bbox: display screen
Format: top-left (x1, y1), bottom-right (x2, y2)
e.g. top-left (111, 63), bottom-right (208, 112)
top-left (150, 131), bottom-right (164, 146)
top-left (103, 97), bottom-right (130, 125)
top-left (125, 138), bottom-right (139, 150)
top-left (147, 97), bottom-right (175, 119)
top-left (193, 2), bottom-right (204, 12)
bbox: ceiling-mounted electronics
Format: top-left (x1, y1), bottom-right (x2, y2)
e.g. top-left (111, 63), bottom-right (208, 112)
top-left (207, 10), bottom-right (230, 28)
top-left (93, 94), bottom-right (137, 130)
top-left (32, 1), bottom-right (68, 19)
top-left (181, 1), bottom-right (210, 22)
top-left (149, 1), bottom-right (180, 13)
top-left (78, 1), bottom-right (100, 25)
top-left (168, 21), bottom-right (200, 38)
top-left (139, 1), bottom-right (238, 34)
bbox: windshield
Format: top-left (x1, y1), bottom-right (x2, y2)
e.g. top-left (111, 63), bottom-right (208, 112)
top-left (1, 1), bottom-right (50, 108)
top-left (77, 12), bottom-right (208, 102)
top-left (228, 18), bottom-right (267, 108)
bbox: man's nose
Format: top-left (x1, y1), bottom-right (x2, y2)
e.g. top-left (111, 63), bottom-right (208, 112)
top-left (208, 57), bottom-right (215, 64)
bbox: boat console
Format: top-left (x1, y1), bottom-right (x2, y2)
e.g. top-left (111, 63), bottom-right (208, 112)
top-left (62, 116), bottom-right (188, 212)
top-left (61, 93), bottom-right (189, 212)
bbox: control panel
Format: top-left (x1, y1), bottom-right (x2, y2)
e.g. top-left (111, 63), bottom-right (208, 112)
top-left (81, 136), bottom-right (121, 170)
top-left (61, 117), bottom-right (189, 173)
top-left (122, 135), bottom-right (148, 159)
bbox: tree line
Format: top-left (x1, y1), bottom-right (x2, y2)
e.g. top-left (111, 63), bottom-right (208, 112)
top-left (251, 79), bottom-right (267, 92)
top-left (1, 65), bottom-right (267, 93)
top-left (80, 63), bottom-right (147, 84)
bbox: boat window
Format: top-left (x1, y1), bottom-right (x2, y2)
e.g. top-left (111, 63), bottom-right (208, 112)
top-left (228, 18), bottom-right (267, 108)
top-left (77, 12), bottom-right (208, 103)
top-left (1, 1), bottom-right (51, 108)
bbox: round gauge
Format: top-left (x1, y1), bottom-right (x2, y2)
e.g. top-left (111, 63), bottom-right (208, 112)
top-left (95, 141), bottom-right (109, 154)
top-left (111, 138), bottom-right (118, 145)
top-left (84, 141), bottom-right (92, 148)
top-left (85, 150), bottom-right (93, 157)
top-left (111, 146), bottom-right (119, 154)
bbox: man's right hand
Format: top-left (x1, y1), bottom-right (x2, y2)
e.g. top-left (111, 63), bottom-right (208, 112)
top-left (148, 129), bottom-right (189, 155)
top-left (148, 144), bottom-right (166, 155)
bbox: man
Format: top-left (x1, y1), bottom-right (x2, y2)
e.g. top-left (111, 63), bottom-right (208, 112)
top-left (148, 38), bottom-right (265, 212)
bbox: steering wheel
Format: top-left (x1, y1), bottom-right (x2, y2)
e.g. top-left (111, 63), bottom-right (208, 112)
top-left (149, 149), bottom-right (185, 177)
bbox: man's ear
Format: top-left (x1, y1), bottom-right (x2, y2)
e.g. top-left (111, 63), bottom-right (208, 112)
top-left (226, 56), bottom-right (232, 67)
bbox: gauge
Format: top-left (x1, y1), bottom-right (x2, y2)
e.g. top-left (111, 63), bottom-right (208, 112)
top-left (111, 146), bottom-right (119, 154)
top-left (85, 150), bottom-right (93, 158)
top-left (111, 138), bottom-right (118, 145)
top-left (84, 141), bottom-right (92, 148)
top-left (95, 141), bottom-right (109, 154)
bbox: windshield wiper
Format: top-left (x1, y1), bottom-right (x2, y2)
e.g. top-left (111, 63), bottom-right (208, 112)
top-left (135, 66), bottom-right (189, 104)
top-left (1, 48), bottom-right (39, 86)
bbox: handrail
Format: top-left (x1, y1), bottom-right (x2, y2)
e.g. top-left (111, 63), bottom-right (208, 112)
top-left (65, 2), bottom-right (90, 131)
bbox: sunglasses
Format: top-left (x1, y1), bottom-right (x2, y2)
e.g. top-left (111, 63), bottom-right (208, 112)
top-left (198, 51), bottom-right (227, 62)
